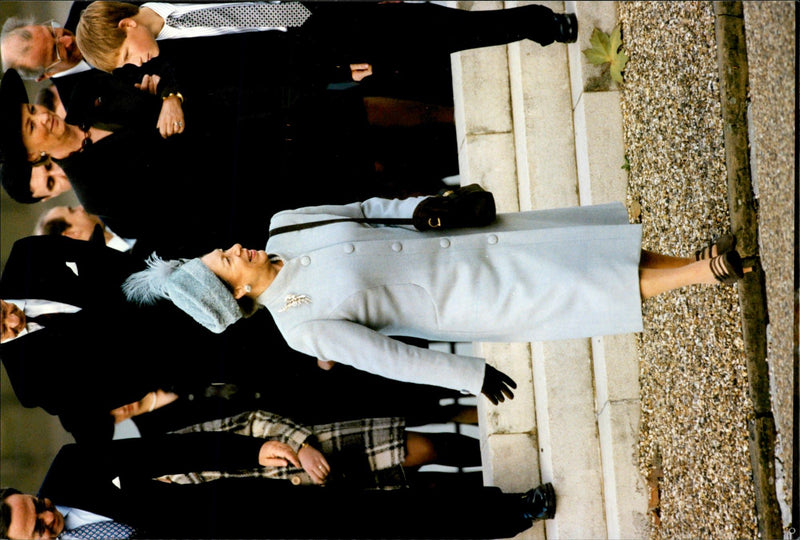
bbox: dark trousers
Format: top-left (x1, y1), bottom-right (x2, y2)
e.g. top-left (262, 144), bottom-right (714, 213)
top-left (145, 479), bottom-right (533, 539)
top-left (304, 2), bottom-right (558, 105)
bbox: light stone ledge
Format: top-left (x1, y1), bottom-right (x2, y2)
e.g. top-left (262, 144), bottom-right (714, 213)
top-left (451, 45), bottom-right (513, 139)
top-left (507, 2), bottom-right (580, 212)
top-left (481, 432), bottom-right (544, 540)
top-left (457, 132), bottom-right (520, 213)
top-left (531, 339), bottom-right (608, 540)
top-left (592, 334), bottom-right (641, 406)
top-left (476, 342), bottom-right (536, 435)
top-left (573, 90), bottom-right (628, 206)
top-left (596, 399), bottom-right (649, 540)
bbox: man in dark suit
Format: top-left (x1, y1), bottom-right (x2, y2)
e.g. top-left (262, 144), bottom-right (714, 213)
top-left (33, 202), bottom-right (202, 264)
top-left (34, 204), bottom-right (141, 254)
top-left (0, 432), bottom-right (556, 539)
top-left (0, 235), bottom-right (462, 441)
top-left (0, 233), bottom-right (193, 440)
top-left (1, 2), bottom-right (91, 92)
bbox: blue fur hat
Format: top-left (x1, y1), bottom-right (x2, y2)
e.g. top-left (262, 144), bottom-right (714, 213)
top-left (122, 254), bottom-right (243, 333)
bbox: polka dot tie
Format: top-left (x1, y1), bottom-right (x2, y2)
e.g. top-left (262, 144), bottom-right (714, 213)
top-left (59, 519), bottom-right (137, 539)
top-left (166, 2), bottom-right (312, 29)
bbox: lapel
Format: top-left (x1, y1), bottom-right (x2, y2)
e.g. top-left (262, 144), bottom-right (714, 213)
top-left (0, 236), bottom-right (141, 309)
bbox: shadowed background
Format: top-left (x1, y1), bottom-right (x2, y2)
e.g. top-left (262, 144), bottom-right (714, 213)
top-left (1, 1), bottom-right (81, 494)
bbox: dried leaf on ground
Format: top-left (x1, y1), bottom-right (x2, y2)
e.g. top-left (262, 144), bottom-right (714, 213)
top-left (583, 25), bottom-right (629, 83)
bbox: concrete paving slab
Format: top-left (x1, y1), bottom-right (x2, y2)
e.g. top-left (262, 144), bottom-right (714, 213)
top-left (451, 43), bottom-right (513, 138)
top-left (597, 399), bottom-right (649, 539)
top-left (592, 334), bottom-right (640, 406)
top-left (477, 343), bottom-right (536, 435)
top-left (506, 1), bottom-right (578, 211)
top-left (573, 90), bottom-right (628, 206)
top-left (482, 432), bottom-right (545, 540)
top-left (456, 131), bottom-right (520, 212)
top-left (531, 339), bottom-right (607, 539)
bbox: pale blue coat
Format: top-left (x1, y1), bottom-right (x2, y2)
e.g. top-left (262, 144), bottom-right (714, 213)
top-left (260, 197), bottom-right (643, 395)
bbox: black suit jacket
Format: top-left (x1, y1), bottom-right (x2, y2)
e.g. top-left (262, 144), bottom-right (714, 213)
top-left (0, 234), bottom-right (140, 307)
top-left (0, 236), bottom-right (185, 439)
top-left (122, 2), bottom-right (508, 106)
top-left (38, 432), bottom-right (529, 539)
top-left (48, 2), bottom-right (102, 112)
top-left (60, 73), bottom-right (376, 257)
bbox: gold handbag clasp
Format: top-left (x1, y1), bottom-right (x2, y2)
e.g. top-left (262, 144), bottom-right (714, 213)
top-left (428, 217), bottom-right (442, 228)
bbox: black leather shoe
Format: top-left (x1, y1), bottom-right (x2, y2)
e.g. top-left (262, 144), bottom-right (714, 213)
top-left (554, 13), bottom-right (578, 43)
top-left (521, 482), bottom-right (556, 521)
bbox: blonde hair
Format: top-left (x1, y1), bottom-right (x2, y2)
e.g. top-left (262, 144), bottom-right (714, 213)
top-left (76, 1), bottom-right (140, 72)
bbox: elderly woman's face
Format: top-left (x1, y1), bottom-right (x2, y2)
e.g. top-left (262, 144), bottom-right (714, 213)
top-left (20, 104), bottom-right (70, 160)
top-left (201, 244), bottom-right (269, 299)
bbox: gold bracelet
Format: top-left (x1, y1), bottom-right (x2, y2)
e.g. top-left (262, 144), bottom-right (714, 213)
top-left (299, 442), bottom-right (310, 450)
top-left (163, 92), bottom-right (184, 103)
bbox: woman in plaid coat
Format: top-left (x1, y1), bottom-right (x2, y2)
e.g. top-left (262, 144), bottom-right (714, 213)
top-left (111, 390), bottom-right (480, 489)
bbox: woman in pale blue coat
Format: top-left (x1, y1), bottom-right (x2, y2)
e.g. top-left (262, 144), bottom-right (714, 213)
top-left (123, 194), bottom-right (747, 404)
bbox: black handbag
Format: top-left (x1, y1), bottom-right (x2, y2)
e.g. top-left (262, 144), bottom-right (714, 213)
top-left (268, 184), bottom-right (496, 237)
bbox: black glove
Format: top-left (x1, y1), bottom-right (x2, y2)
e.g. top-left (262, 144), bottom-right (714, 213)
top-left (481, 364), bottom-right (517, 405)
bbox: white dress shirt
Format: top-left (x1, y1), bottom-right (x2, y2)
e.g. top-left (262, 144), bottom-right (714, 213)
top-left (51, 60), bottom-right (93, 79)
top-left (105, 228), bottom-right (137, 253)
top-left (57, 505), bottom-right (114, 531)
top-left (4, 299), bottom-right (81, 343)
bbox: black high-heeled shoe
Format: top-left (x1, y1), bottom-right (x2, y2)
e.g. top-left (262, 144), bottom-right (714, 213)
top-left (695, 233), bottom-right (737, 261)
top-left (710, 250), bottom-right (744, 285)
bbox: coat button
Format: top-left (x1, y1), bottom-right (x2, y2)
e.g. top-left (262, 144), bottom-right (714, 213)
top-left (290, 476), bottom-right (302, 486)
top-left (391, 242), bottom-right (403, 252)
top-left (439, 238), bottom-right (450, 248)
top-left (343, 244), bottom-right (355, 253)
top-left (300, 256), bottom-right (311, 266)
top-left (487, 234), bottom-right (498, 245)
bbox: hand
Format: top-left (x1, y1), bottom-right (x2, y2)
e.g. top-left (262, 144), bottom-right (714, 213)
top-left (298, 444), bottom-right (331, 484)
top-left (350, 63), bottom-right (373, 82)
top-left (258, 441), bottom-right (302, 468)
top-left (481, 364), bottom-right (517, 405)
top-left (134, 74), bottom-right (161, 95)
top-left (157, 96), bottom-right (185, 139)
top-left (317, 359), bottom-right (336, 371)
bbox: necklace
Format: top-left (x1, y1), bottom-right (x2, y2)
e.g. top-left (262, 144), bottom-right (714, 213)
top-left (79, 124), bottom-right (93, 151)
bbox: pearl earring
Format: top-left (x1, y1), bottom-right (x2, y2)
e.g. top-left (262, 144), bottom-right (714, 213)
top-left (244, 284), bottom-right (252, 293)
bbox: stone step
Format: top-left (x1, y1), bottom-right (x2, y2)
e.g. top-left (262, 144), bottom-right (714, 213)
top-left (451, 0), bottom-right (649, 537)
